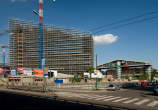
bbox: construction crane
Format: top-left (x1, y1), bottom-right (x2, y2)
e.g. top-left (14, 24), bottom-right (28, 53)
top-left (1, 45), bottom-right (9, 67)
top-left (0, 29), bottom-right (9, 67)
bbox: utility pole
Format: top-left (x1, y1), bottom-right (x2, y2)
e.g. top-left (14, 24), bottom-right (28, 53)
top-left (96, 54), bottom-right (97, 69)
top-left (95, 54), bottom-right (98, 90)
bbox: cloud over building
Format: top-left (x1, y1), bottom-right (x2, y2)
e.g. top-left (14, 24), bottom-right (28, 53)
top-left (93, 34), bottom-right (118, 45)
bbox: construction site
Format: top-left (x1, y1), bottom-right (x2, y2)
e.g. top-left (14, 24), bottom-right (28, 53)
top-left (9, 18), bottom-right (94, 75)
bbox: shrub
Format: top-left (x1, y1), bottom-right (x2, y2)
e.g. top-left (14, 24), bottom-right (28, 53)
top-left (72, 78), bottom-right (81, 83)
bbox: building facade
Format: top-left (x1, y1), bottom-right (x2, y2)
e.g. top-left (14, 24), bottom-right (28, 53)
top-left (9, 19), bottom-right (94, 74)
top-left (97, 59), bottom-right (152, 80)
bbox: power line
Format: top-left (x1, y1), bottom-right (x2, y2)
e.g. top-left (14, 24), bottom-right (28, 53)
top-left (93, 15), bottom-right (158, 35)
top-left (90, 9), bottom-right (158, 32)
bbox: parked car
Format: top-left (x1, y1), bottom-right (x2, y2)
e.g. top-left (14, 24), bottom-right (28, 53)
top-left (153, 86), bottom-right (158, 95)
top-left (147, 82), bottom-right (153, 86)
top-left (107, 84), bottom-right (120, 91)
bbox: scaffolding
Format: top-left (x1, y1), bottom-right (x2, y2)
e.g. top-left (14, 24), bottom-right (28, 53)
top-left (9, 18), bottom-right (94, 74)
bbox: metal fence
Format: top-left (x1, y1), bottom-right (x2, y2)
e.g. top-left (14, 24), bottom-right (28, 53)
top-left (7, 77), bottom-right (110, 91)
top-left (7, 77), bottom-right (47, 92)
top-left (6, 77), bottom-right (140, 92)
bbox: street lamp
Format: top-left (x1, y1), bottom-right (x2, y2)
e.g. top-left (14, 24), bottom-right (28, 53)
top-left (33, 0), bottom-right (56, 69)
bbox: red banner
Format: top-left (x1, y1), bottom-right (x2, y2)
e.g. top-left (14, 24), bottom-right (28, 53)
top-left (33, 69), bottom-right (43, 76)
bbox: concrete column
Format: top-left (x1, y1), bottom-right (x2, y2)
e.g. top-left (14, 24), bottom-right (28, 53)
top-left (116, 61), bottom-right (121, 79)
top-left (145, 66), bottom-right (152, 80)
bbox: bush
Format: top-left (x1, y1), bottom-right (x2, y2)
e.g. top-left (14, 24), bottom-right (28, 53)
top-left (132, 74), bottom-right (136, 80)
top-left (139, 75), bottom-right (144, 80)
top-left (125, 75), bottom-right (129, 79)
top-left (72, 78), bottom-right (82, 83)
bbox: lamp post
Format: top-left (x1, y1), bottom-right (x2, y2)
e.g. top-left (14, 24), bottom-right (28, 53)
top-left (95, 54), bottom-right (98, 90)
top-left (33, 0), bottom-right (56, 69)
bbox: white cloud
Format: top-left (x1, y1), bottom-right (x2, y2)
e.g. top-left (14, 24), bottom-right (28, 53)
top-left (93, 34), bottom-right (118, 45)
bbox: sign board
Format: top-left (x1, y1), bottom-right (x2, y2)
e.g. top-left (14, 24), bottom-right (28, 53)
top-left (54, 80), bottom-right (63, 84)
top-left (23, 68), bottom-right (32, 76)
top-left (11, 70), bottom-right (16, 76)
top-left (42, 58), bottom-right (46, 68)
top-left (17, 68), bottom-right (23, 72)
top-left (33, 68), bottom-right (43, 76)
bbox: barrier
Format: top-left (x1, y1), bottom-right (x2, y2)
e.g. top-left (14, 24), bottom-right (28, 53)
top-left (7, 76), bottom-right (47, 92)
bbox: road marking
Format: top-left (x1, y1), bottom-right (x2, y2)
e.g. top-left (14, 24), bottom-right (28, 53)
top-left (147, 101), bottom-right (158, 107)
top-left (95, 96), bottom-right (114, 101)
top-left (123, 98), bottom-right (139, 104)
top-left (104, 97), bottom-right (121, 101)
top-left (112, 98), bottom-right (129, 102)
top-left (74, 94), bottom-right (89, 98)
top-left (134, 99), bottom-right (150, 105)
top-left (87, 95), bottom-right (105, 99)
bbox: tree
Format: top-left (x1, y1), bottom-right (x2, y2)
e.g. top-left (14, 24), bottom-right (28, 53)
top-left (125, 75), bottom-right (129, 79)
top-left (132, 74), bottom-right (136, 80)
top-left (144, 72), bottom-right (150, 80)
top-left (139, 74), bottom-right (144, 80)
top-left (87, 66), bottom-right (94, 73)
top-left (86, 66), bottom-right (94, 78)
top-left (151, 69), bottom-right (158, 81)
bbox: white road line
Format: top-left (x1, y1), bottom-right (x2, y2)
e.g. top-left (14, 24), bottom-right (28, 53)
top-left (147, 101), bottom-right (158, 107)
top-left (123, 98), bottom-right (139, 104)
top-left (95, 96), bottom-right (114, 101)
top-left (71, 94), bottom-right (94, 99)
top-left (73, 94), bottom-right (88, 98)
top-left (134, 99), bottom-right (150, 105)
top-left (87, 95), bottom-right (105, 99)
top-left (104, 97), bottom-right (121, 101)
top-left (77, 94), bottom-right (97, 98)
top-left (112, 98), bottom-right (129, 102)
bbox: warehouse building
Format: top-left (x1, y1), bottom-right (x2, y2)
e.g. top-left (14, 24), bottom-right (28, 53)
top-left (9, 19), bottom-right (94, 74)
top-left (97, 59), bottom-right (152, 80)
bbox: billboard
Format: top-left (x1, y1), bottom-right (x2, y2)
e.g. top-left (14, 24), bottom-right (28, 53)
top-left (33, 69), bottom-right (44, 76)
top-left (17, 68), bottom-right (32, 76)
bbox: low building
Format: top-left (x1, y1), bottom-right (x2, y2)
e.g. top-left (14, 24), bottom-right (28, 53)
top-left (97, 59), bottom-right (152, 80)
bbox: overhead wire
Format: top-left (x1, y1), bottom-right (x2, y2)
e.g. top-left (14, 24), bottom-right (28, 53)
top-left (93, 15), bottom-right (158, 34)
top-left (89, 9), bottom-right (158, 34)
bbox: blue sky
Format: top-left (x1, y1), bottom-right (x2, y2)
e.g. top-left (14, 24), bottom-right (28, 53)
top-left (0, 0), bottom-right (158, 68)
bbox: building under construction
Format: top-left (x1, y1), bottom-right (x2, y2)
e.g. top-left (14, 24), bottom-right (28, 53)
top-left (9, 18), bottom-right (94, 74)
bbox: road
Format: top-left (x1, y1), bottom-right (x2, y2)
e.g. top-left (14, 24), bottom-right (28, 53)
top-left (0, 87), bottom-right (157, 110)
top-left (53, 87), bottom-right (158, 110)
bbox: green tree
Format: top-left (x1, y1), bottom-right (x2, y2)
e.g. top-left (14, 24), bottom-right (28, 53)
top-left (86, 66), bottom-right (94, 78)
top-left (144, 72), bottom-right (150, 80)
top-left (132, 74), bottom-right (136, 80)
top-left (139, 74), bottom-right (144, 80)
top-left (87, 66), bottom-right (94, 73)
top-left (125, 75), bottom-right (129, 79)
top-left (151, 69), bottom-right (158, 81)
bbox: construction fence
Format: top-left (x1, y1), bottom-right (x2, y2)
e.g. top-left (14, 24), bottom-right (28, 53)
top-left (6, 77), bottom-right (110, 92)
top-left (4, 77), bottom-right (140, 92)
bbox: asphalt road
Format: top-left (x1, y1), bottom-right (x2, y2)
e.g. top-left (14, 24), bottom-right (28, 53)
top-left (0, 87), bottom-right (157, 110)
top-left (0, 89), bottom-right (115, 110)
top-left (53, 87), bottom-right (158, 110)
